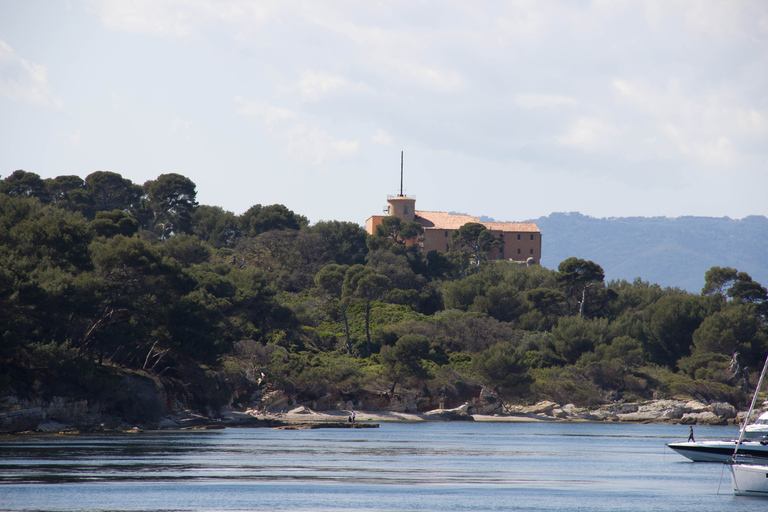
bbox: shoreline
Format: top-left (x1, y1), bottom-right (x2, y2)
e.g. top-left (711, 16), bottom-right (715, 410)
top-left (2, 397), bottom-right (758, 434)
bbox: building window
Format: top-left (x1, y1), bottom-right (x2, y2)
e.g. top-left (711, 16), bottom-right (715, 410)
top-left (517, 234), bottom-right (521, 240)
top-left (530, 234), bottom-right (534, 241)
top-left (445, 231), bottom-right (448, 237)
top-left (517, 248), bottom-right (521, 255)
top-left (446, 244), bottom-right (450, 252)
top-left (404, 206), bottom-right (409, 214)
top-left (530, 249), bottom-right (534, 255)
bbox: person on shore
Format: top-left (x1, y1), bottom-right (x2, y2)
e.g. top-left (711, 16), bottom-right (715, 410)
top-left (352, 411), bottom-right (356, 423)
top-left (688, 425), bottom-right (695, 442)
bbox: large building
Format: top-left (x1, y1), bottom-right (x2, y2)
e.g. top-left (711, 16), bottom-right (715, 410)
top-left (366, 194), bottom-right (542, 264)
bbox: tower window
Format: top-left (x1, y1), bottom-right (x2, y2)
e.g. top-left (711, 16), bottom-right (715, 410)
top-left (530, 234), bottom-right (534, 241)
top-left (517, 234), bottom-right (521, 240)
top-left (404, 206), bottom-right (409, 214)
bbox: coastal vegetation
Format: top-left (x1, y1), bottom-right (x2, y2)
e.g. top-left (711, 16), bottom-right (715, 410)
top-left (1, 170), bottom-right (767, 427)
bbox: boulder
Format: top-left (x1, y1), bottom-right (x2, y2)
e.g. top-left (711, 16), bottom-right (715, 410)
top-left (681, 411), bottom-right (725, 425)
top-left (423, 408), bottom-right (474, 421)
top-left (709, 402), bottom-right (736, 419)
top-left (521, 401), bottom-right (558, 415)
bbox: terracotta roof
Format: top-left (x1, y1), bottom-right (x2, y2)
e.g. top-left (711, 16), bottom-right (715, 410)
top-left (407, 210), bottom-right (540, 233)
top-left (483, 222), bottom-right (540, 233)
top-left (415, 211), bottom-right (480, 230)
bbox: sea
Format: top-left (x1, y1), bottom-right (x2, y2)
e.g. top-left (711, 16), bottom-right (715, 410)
top-left (0, 421), bottom-right (765, 512)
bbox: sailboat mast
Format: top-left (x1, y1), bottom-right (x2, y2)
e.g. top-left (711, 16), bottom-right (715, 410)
top-left (734, 351), bottom-right (768, 457)
top-left (400, 151), bottom-right (404, 197)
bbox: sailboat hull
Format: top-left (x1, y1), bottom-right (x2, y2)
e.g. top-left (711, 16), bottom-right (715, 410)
top-left (730, 462), bottom-right (768, 496)
top-left (667, 440), bottom-right (768, 462)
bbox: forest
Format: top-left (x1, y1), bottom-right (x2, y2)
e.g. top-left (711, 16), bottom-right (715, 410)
top-left (1, 170), bottom-right (767, 422)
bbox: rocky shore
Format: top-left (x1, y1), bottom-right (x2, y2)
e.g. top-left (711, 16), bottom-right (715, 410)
top-left (2, 389), bottom-right (763, 434)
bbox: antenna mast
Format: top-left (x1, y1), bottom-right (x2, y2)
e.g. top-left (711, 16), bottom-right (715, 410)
top-left (399, 151), bottom-right (404, 196)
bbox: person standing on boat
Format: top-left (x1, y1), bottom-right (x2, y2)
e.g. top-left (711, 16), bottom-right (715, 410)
top-left (688, 425), bottom-right (695, 442)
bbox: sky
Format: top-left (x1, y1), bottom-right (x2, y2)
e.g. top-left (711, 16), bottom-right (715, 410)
top-left (1, 0), bottom-right (767, 226)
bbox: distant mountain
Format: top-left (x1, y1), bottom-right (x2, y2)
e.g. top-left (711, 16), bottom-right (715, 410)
top-left (515, 213), bottom-right (768, 293)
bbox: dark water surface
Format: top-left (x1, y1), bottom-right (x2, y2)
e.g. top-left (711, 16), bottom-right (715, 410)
top-left (1, 421), bottom-right (765, 511)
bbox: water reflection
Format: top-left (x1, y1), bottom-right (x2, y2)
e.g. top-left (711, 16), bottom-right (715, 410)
top-left (1, 423), bottom-right (766, 512)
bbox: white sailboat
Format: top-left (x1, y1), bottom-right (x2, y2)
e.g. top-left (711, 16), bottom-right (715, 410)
top-left (729, 351), bottom-right (768, 497)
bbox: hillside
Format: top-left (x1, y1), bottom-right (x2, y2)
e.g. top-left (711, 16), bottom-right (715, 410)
top-left (526, 213), bottom-right (768, 292)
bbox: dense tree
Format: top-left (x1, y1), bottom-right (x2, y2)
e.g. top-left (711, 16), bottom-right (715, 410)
top-left (308, 220), bottom-right (368, 266)
top-left (642, 294), bottom-right (709, 367)
top-left (702, 266), bottom-right (739, 296)
top-left (190, 205), bottom-right (241, 248)
top-left (550, 316), bottom-right (608, 364)
top-left (1, 170), bottom-right (49, 201)
top-left (82, 171), bottom-right (143, 218)
top-left (315, 264), bottom-right (353, 354)
top-left (343, 265), bottom-right (391, 356)
top-left (45, 175), bottom-right (84, 209)
top-left (472, 342), bottom-right (531, 394)
top-left (379, 334), bottom-right (432, 393)
top-left (90, 210), bottom-right (140, 238)
top-left (3, 171), bottom-right (766, 418)
top-left (239, 204), bottom-right (308, 237)
top-left (236, 230), bottom-right (330, 292)
top-left (450, 222), bottom-right (503, 276)
top-left (728, 273), bottom-right (768, 305)
top-left (142, 173), bottom-right (199, 237)
top-left (691, 304), bottom-right (767, 366)
top-left (158, 234), bottom-right (212, 266)
top-left (372, 216), bottom-right (424, 246)
top-left (556, 257), bottom-right (610, 317)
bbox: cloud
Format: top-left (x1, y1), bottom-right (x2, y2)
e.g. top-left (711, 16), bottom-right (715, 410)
top-left (0, 40), bottom-right (63, 109)
top-left (612, 78), bottom-right (766, 166)
top-left (556, 117), bottom-right (622, 152)
top-left (283, 124), bottom-right (360, 166)
top-left (86, 0), bottom-right (276, 39)
top-left (79, 2), bottom-right (768, 179)
top-left (280, 70), bottom-right (350, 102)
top-left (55, 129), bottom-right (82, 148)
top-left (234, 96), bottom-right (297, 125)
top-left (372, 129), bottom-right (394, 147)
top-left (515, 93), bottom-right (577, 109)
top-left (234, 96), bottom-right (359, 166)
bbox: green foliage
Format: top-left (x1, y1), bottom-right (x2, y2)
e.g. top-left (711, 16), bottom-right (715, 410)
top-left (677, 353), bottom-right (732, 381)
top-left (556, 257), bottom-right (611, 317)
top-left (449, 222), bottom-right (503, 276)
top-left (380, 334), bottom-right (433, 393)
top-left (142, 173), bottom-right (199, 236)
top-left (550, 316), bottom-right (609, 364)
top-left (472, 342), bottom-right (531, 395)
top-left (1, 170), bottom-right (49, 201)
top-left (191, 205), bottom-right (241, 248)
top-left (642, 294), bottom-right (710, 367)
top-left (158, 234), bottom-right (212, 265)
top-left (239, 203), bottom-right (308, 237)
top-left (691, 303), bottom-right (767, 367)
top-left (2, 173), bottom-right (763, 414)
top-left (91, 210), bottom-right (140, 238)
top-left (308, 220), bottom-right (368, 266)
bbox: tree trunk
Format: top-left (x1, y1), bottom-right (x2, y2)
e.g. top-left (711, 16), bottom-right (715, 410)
top-left (578, 285), bottom-right (587, 317)
top-left (342, 305), bottom-right (352, 355)
top-left (365, 300), bottom-right (372, 357)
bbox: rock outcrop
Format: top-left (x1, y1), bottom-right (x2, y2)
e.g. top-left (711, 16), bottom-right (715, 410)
top-left (502, 398), bottom-right (746, 425)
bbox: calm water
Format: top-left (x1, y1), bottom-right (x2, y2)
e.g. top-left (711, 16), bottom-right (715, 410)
top-left (0, 421), bottom-right (765, 512)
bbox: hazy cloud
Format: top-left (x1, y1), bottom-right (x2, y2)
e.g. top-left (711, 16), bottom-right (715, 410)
top-left (0, 40), bottom-right (63, 109)
top-left (235, 96), bottom-right (359, 166)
